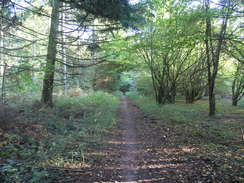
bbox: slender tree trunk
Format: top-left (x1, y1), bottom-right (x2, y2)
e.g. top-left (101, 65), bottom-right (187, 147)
top-left (169, 82), bottom-right (176, 104)
top-left (185, 89), bottom-right (195, 104)
top-left (1, 63), bottom-right (7, 104)
top-left (231, 63), bottom-right (244, 106)
top-left (91, 28), bottom-right (97, 91)
top-left (208, 80), bottom-right (216, 116)
top-left (205, 0), bottom-right (215, 116)
top-left (0, 28), bottom-right (7, 104)
top-left (204, 87), bottom-right (209, 96)
top-left (151, 71), bottom-right (159, 103)
top-left (61, 2), bottom-right (68, 96)
top-left (157, 86), bottom-right (164, 104)
top-left (232, 78), bottom-right (237, 106)
top-left (0, 16), bottom-right (4, 104)
top-left (76, 39), bottom-right (81, 88)
top-left (41, 0), bottom-right (60, 106)
top-left (204, 0), bottom-right (230, 116)
top-left (31, 38), bottom-right (36, 84)
top-left (232, 97), bottom-right (238, 106)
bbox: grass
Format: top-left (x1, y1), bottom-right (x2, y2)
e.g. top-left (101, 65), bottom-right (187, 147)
top-left (0, 91), bottom-right (119, 182)
top-left (127, 91), bottom-right (244, 182)
top-left (127, 92), bottom-right (201, 124)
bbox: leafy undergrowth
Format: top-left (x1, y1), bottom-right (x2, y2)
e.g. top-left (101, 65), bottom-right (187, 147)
top-left (0, 92), bottom-right (119, 183)
top-left (127, 92), bottom-right (244, 182)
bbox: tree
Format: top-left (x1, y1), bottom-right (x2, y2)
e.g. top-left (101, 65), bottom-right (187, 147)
top-left (135, 0), bottom-right (201, 104)
top-left (41, 0), bottom-right (61, 106)
top-left (41, 0), bottom-right (143, 106)
top-left (181, 49), bottom-right (207, 103)
top-left (61, 0), bottom-right (141, 27)
top-left (0, 0), bottom-right (19, 103)
top-left (204, 0), bottom-right (239, 116)
top-left (232, 62), bottom-right (244, 106)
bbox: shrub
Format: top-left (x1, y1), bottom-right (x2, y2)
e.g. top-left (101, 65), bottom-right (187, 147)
top-left (113, 91), bottom-right (124, 98)
top-left (127, 93), bottom-right (200, 124)
top-left (135, 74), bottom-right (154, 96)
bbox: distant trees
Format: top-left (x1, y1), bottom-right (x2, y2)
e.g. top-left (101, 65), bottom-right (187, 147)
top-left (40, 0), bottom-right (141, 106)
top-left (135, 0), bottom-right (201, 104)
top-left (129, 0), bottom-right (243, 115)
top-left (0, 0), bottom-right (243, 113)
top-left (0, 0), bottom-right (144, 106)
top-left (181, 50), bottom-right (207, 104)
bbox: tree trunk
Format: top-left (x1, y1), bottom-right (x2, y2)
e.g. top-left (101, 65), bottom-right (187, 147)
top-left (1, 63), bottom-right (7, 104)
top-left (208, 77), bottom-right (217, 116)
top-left (204, 0), bottom-right (230, 116)
top-left (204, 87), bottom-right (209, 96)
top-left (231, 63), bottom-right (244, 107)
top-left (31, 37), bottom-right (37, 84)
top-left (232, 97), bottom-right (238, 106)
top-left (0, 19), bottom-right (4, 104)
top-left (185, 90), bottom-right (195, 104)
top-left (169, 83), bottom-right (176, 104)
top-left (41, 0), bottom-right (60, 107)
top-left (61, 2), bottom-right (68, 96)
top-left (156, 86), bottom-right (163, 104)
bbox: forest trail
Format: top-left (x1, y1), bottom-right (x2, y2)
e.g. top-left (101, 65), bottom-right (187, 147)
top-left (70, 97), bottom-right (213, 183)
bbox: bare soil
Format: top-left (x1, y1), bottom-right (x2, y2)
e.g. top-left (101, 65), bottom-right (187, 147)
top-left (62, 97), bottom-right (219, 183)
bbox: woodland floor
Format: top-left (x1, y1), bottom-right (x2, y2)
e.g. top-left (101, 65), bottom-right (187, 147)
top-left (61, 97), bottom-right (223, 183)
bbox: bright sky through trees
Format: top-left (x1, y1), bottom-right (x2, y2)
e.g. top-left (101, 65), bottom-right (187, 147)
top-left (130, 0), bottom-right (140, 5)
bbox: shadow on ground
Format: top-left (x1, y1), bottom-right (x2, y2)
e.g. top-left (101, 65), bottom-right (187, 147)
top-left (54, 98), bottom-right (221, 183)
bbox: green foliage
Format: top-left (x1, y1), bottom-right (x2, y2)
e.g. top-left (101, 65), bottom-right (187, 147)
top-left (127, 92), bottom-right (244, 143)
top-left (112, 91), bottom-right (124, 98)
top-left (0, 92), bottom-right (119, 182)
top-left (127, 92), bottom-right (244, 182)
top-left (127, 91), bottom-right (200, 124)
top-left (93, 63), bottom-right (121, 92)
top-left (135, 72), bottom-right (154, 96)
top-left (0, 0), bottom-right (243, 180)
top-left (71, 0), bottom-right (145, 28)
top-left (239, 98), bottom-right (244, 107)
top-left (119, 72), bottom-right (136, 93)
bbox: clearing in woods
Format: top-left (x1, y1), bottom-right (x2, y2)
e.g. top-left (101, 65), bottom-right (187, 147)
top-left (67, 97), bottom-right (214, 183)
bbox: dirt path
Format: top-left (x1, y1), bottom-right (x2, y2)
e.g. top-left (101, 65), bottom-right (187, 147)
top-left (67, 97), bottom-right (213, 183)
